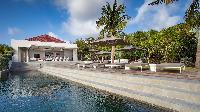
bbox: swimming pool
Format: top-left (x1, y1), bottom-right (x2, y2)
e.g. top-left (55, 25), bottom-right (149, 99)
top-left (0, 71), bottom-right (170, 112)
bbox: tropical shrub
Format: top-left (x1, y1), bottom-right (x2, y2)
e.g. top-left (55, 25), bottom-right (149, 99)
top-left (125, 23), bottom-right (197, 64)
top-left (0, 44), bottom-right (13, 70)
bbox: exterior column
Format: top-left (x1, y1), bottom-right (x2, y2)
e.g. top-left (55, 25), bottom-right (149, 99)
top-left (73, 49), bottom-right (78, 61)
top-left (12, 48), bottom-right (19, 62)
top-left (111, 46), bottom-right (115, 63)
top-left (26, 48), bottom-right (29, 62)
top-left (18, 48), bottom-right (21, 62)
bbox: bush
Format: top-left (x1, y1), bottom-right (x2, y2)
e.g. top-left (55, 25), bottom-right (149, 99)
top-left (0, 44), bottom-right (13, 71)
top-left (181, 57), bottom-right (194, 67)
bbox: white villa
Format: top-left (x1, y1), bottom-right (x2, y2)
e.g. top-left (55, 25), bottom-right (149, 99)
top-left (11, 34), bottom-right (78, 62)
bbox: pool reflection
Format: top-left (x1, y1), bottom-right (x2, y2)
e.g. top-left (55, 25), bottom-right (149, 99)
top-left (0, 71), bottom-right (169, 112)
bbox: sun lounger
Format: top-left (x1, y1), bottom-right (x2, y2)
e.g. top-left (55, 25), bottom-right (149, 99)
top-left (104, 60), bottom-right (128, 69)
top-left (105, 64), bottom-right (122, 68)
top-left (157, 63), bottom-right (185, 73)
top-left (125, 63), bottom-right (149, 72)
top-left (77, 61), bottom-right (93, 69)
top-left (92, 63), bottom-right (106, 69)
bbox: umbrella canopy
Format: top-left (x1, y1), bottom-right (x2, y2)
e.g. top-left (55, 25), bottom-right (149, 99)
top-left (95, 51), bottom-right (111, 55)
top-left (117, 45), bottom-right (143, 51)
top-left (95, 51), bottom-right (111, 62)
top-left (91, 36), bottom-right (127, 63)
top-left (91, 37), bottom-right (126, 46)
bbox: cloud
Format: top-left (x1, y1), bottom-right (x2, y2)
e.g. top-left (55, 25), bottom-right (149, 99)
top-left (130, 0), bottom-right (181, 31)
top-left (8, 27), bottom-right (22, 35)
top-left (48, 32), bottom-right (58, 37)
top-left (62, 18), bottom-right (99, 36)
top-left (54, 0), bottom-right (109, 37)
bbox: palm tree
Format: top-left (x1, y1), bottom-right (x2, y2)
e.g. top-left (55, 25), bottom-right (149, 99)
top-left (96, 0), bottom-right (130, 63)
top-left (148, 0), bottom-right (178, 5)
top-left (149, 0), bottom-right (200, 67)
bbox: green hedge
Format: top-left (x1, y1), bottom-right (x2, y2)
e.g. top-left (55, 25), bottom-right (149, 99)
top-left (0, 44), bottom-right (13, 71)
top-left (0, 54), bottom-right (12, 71)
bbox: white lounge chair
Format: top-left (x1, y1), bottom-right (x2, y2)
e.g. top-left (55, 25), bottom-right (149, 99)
top-left (125, 62), bottom-right (149, 72)
top-left (105, 64), bottom-right (122, 68)
top-left (157, 63), bottom-right (185, 73)
top-left (77, 61), bottom-right (93, 69)
top-left (59, 57), bottom-right (63, 61)
top-left (30, 57), bottom-right (37, 61)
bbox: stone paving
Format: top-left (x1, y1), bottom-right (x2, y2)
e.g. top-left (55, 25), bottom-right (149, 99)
top-left (39, 65), bottom-right (200, 112)
top-left (39, 61), bottom-right (200, 80)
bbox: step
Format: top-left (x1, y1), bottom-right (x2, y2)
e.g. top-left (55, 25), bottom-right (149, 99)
top-left (40, 67), bottom-right (200, 112)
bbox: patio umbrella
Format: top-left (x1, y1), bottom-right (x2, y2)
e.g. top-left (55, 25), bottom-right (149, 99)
top-left (117, 45), bottom-right (147, 62)
top-left (95, 51), bottom-right (111, 62)
top-left (95, 51), bottom-right (111, 55)
top-left (91, 36), bottom-right (127, 63)
top-left (116, 45), bottom-right (140, 51)
top-left (92, 37), bottom-right (126, 46)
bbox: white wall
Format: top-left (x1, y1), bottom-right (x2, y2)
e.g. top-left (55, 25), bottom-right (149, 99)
top-left (73, 49), bottom-right (78, 61)
top-left (64, 49), bottom-right (73, 60)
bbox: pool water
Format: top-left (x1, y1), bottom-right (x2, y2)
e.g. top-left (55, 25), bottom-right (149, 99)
top-left (0, 71), bottom-right (170, 112)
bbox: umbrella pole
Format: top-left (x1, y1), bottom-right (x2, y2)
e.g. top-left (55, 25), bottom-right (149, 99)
top-left (102, 56), bottom-right (104, 63)
top-left (111, 46), bottom-right (115, 63)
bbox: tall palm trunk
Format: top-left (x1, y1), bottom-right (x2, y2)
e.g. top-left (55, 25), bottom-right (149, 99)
top-left (111, 46), bottom-right (115, 63)
top-left (111, 35), bottom-right (116, 63)
top-left (195, 29), bottom-right (200, 68)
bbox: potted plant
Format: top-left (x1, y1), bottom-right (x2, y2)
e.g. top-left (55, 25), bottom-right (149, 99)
top-left (149, 55), bottom-right (161, 72)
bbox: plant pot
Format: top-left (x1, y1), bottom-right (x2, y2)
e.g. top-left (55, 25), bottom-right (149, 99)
top-left (149, 64), bottom-right (156, 72)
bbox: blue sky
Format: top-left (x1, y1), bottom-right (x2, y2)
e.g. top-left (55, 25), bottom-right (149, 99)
top-left (0, 0), bottom-right (191, 44)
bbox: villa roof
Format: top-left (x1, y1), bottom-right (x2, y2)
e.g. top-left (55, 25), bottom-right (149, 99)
top-left (25, 34), bottom-right (65, 43)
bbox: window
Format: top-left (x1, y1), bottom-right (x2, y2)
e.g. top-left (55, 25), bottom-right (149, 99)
top-left (34, 54), bottom-right (40, 58)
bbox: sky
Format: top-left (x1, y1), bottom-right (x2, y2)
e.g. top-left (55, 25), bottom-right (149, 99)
top-left (0, 0), bottom-right (192, 44)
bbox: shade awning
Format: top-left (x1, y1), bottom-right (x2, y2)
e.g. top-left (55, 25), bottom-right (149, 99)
top-left (95, 51), bottom-right (111, 55)
top-left (91, 37), bottom-right (127, 46)
top-left (116, 45), bottom-right (144, 51)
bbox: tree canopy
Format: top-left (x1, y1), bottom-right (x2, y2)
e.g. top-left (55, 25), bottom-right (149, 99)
top-left (0, 44), bottom-right (14, 70)
top-left (148, 0), bottom-right (178, 5)
top-left (74, 0), bottom-right (198, 66)
top-left (185, 0), bottom-right (200, 30)
top-left (125, 23), bottom-right (197, 64)
top-left (96, 0), bottom-right (130, 38)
